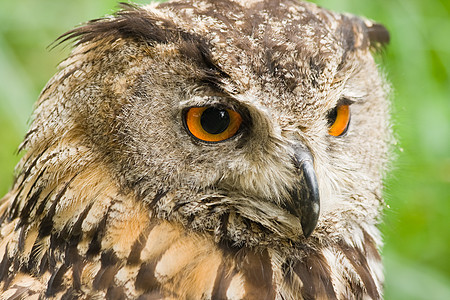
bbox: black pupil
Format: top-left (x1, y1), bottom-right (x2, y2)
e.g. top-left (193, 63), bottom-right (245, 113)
top-left (327, 107), bottom-right (338, 126)
top-left (200, 108), bottom-right (230, 134)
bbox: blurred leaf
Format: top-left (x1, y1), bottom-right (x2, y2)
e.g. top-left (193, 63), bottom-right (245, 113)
top-left (384, 251), bottom-right (450, 300)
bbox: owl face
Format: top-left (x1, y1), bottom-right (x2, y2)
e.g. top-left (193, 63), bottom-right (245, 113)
top-left (39, 0), bottom-right (390, 248)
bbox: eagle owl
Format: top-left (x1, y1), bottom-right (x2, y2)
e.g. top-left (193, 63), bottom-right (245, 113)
top-left (0, 0), bottom-right (391, 299)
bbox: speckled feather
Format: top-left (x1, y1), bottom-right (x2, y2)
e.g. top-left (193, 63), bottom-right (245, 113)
top-left (0, 0), bottom-right (390, 299)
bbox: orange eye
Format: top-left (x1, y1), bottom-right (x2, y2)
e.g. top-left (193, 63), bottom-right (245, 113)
top-left (184, 107), bottom-right (243, 142)
top-left (328, 104), bottom-right (350, 136)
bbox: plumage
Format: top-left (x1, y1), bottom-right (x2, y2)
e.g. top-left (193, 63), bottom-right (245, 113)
top-left (0, 0), bottom-right (391, 299)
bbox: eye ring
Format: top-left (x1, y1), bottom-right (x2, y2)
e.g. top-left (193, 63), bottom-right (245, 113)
top-left (328, 104), bottom-right (351, 137)
top-left (184, 106), bottom-right (243, 143)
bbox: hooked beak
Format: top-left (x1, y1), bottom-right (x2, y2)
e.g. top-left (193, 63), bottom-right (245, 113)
top-left (285, 143), bottom-right (320, 238)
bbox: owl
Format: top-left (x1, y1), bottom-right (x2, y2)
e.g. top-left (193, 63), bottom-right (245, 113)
top-left (0, 0), bottom-right (391, 299)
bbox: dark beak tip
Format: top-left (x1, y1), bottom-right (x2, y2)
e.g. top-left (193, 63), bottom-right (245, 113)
top-left (301, 215), bottom-right (318, 238)
top-left (303, 228), bottom-right (313, 238)
top-left (300, 189), bottom-right (320, 238)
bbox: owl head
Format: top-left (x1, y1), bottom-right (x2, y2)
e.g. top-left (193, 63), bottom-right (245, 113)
top-left (22, 0), bottom-right (390, 251)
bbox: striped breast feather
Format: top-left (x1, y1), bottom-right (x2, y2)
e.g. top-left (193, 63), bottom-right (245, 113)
top-left (0, 196), bottom-right (383, 300)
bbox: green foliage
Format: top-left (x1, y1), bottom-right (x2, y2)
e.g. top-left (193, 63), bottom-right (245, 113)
top-left (0, 0), bottom-right (448, 298)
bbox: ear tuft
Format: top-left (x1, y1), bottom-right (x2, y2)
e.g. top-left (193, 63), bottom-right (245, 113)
top-left (365, 22), bottom-right (390, 51)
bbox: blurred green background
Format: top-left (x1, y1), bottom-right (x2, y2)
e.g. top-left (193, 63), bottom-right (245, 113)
top-left (0, 0), bottom-right (449, 298)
